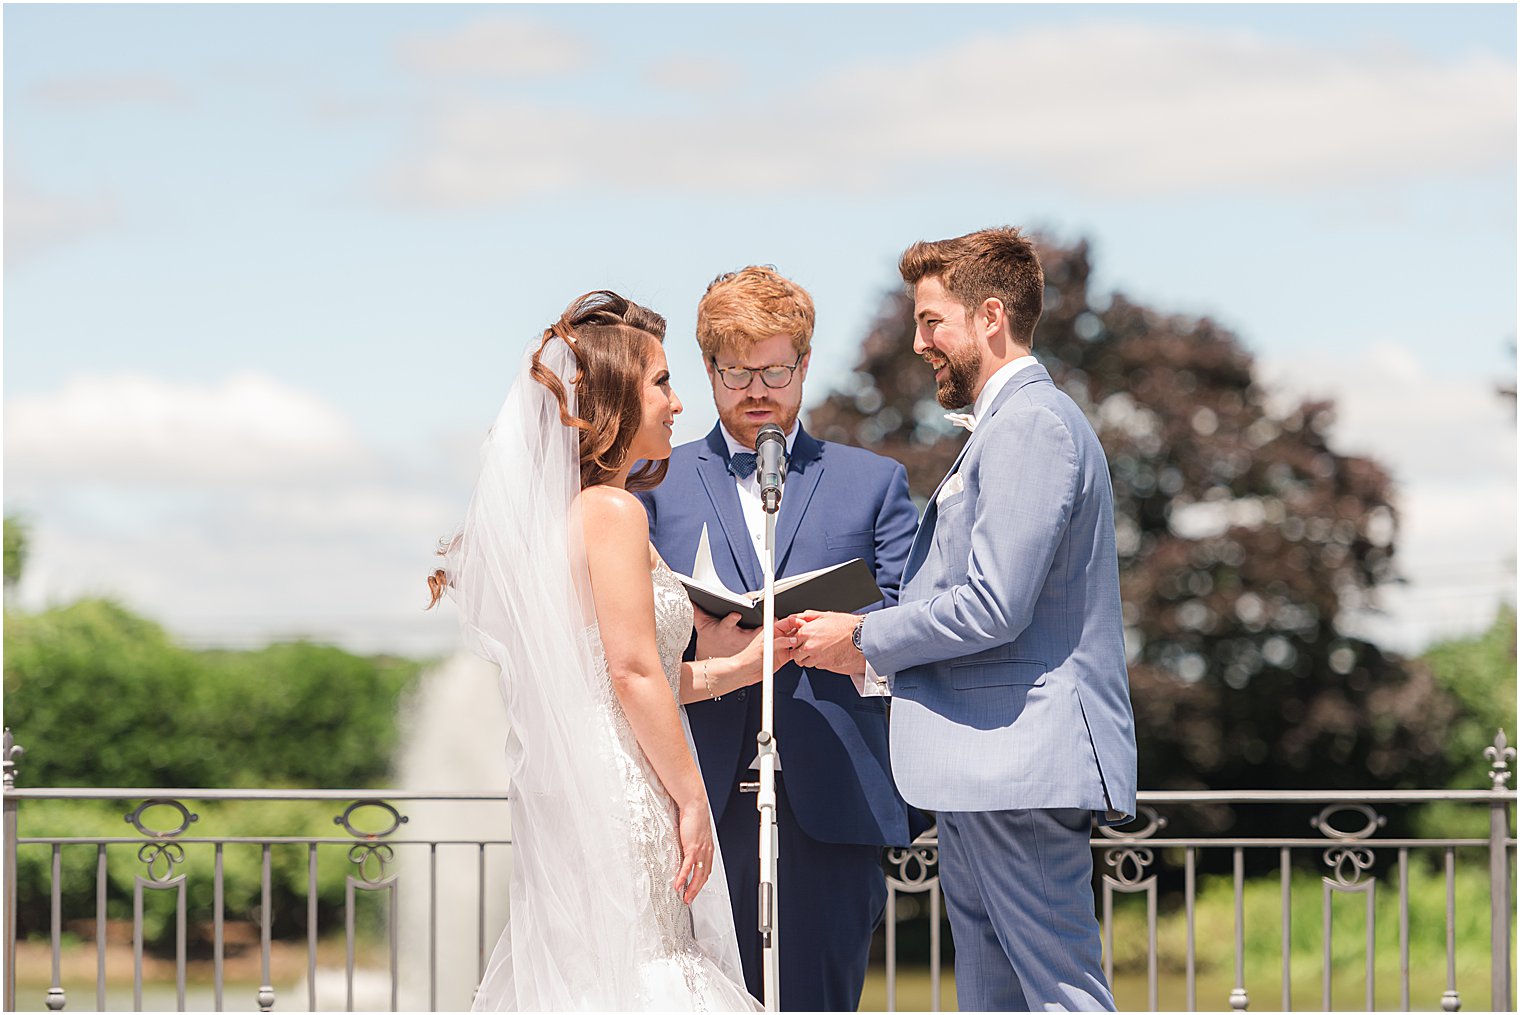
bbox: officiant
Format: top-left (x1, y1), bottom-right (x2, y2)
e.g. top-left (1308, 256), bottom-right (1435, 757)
top-left (638, 266), bottom-right (920, 1011)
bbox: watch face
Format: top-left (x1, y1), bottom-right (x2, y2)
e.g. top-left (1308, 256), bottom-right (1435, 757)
top-left (852, 621), bottom-right (863, 650)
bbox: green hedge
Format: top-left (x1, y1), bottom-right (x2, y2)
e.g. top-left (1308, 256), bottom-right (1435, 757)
top-left (4, 598), bottom-right (421, 788)
top-left (5, 597), bottom-right (425, 947)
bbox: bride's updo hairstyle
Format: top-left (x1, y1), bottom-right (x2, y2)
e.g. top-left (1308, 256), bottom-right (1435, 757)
top-left (531, 290), bottom-right (670, 493)
top-left (426, 290), bottom-right (669, 609)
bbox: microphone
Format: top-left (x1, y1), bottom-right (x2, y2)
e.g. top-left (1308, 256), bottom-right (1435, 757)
top-left (755, 423), bottom-right (787, 514)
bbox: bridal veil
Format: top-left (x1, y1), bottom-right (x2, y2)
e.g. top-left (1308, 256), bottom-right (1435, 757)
top-left (439, 336), bottom-right (746, 1010)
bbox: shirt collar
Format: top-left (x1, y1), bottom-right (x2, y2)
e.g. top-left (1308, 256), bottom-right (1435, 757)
top-left (970, 355), bottom-right (1040, 421)
top-left (720, 421), bottom-right (799, 459)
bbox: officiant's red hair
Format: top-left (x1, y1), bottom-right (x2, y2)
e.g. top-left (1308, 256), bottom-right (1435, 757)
top-left (427, 290), bottom-right (670, 608)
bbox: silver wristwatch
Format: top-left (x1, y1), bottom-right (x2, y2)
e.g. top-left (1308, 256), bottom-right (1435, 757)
top-left (851, 617), bottom-right (865, 652)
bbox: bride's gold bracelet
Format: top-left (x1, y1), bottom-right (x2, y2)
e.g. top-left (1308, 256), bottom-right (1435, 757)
top-left (701, 658), bottom-right (722, 701)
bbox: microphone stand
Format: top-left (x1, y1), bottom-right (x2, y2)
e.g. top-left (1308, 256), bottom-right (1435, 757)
top-left (757, 486), bottom-right (782, 1011)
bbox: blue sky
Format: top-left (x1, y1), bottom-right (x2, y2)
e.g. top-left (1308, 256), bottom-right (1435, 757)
top-left (5, 3), bottom-right (1515, 656)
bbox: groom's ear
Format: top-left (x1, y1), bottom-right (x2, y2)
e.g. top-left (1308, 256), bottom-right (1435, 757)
top-left (978, 296), bottom-right (1007, 339)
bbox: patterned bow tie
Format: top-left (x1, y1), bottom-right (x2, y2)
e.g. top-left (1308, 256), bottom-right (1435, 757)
top-left (728, 450), bottom-right (790, 479)
top-left (727, 452), bottom-right (759, 479)
top-left (945, 412), bottom-right (977, 433)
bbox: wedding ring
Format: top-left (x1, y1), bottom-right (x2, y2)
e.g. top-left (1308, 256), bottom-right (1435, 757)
top-left (695, 861), bottom-right (705, 869)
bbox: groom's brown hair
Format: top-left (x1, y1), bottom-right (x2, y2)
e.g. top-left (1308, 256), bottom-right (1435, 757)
top-left (899, 227), bottom-right (1045, 346)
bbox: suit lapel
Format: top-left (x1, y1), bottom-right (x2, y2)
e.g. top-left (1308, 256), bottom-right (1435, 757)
top-left (902, 497), bottom-right (938, 583)
top-left (980, 362), bottom-right (1050, 421)
top-left (902, 365), bottom-right (1055, 582)
top-left (773, 428), bottom-right (823, 575)
top-left (694, 426), bottom-right (764, 592)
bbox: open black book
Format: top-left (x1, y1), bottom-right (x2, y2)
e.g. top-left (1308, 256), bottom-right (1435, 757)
top-left (671, 525), bottom-right (884, 628)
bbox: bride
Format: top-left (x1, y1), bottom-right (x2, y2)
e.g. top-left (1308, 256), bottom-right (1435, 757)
top-left (430, 291), bottom-right (777, 1011)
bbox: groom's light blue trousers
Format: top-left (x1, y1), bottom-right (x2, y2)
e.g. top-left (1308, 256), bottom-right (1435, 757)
top-left (938, 809), bottom-right (1115, 1012)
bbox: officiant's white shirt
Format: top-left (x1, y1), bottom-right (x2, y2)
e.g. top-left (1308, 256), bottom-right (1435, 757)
top-left (722, 423), bottom-right (892, 697)
top-left (720, 423), bottom-right (799, 562)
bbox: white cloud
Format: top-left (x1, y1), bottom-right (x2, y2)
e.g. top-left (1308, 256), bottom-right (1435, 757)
top-left (32, 74), bottom-right (188, 108)
top-left (1260, 346), bottom-right (1514, 486)
top-left (5, 373), bottom-right (469, 655)
top-left (5, 373), bottom-right (373, 488)
top-left (12, 498), bottom-right (463, 656)
top-left (1260, 348), bottom-right (1516, 652)
top-left (400, 16), bottom-right (586, 79)
top-left (386, 21), bottom-right (1515, 207)
top-left (4, 178), bottom-right (116, 263)
top-left (643, 56), bottom-right (738, 94)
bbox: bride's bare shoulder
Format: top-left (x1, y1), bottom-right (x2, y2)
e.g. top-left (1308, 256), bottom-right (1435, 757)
top-left (577, 485), bottom-right (650, 538)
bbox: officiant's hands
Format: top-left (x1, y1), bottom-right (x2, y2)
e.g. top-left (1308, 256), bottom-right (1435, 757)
top-left (785, 610), bottom-right (866, 675)
top-left (694, 607), bottom-right (752, 660)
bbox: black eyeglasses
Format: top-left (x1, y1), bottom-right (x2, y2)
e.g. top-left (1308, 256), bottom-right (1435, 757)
top-left (710, 354), bottom-right (803, 390)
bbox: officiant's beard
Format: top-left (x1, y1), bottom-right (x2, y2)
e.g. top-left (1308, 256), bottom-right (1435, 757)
top-left (935, 344), bottom-right (982, 409)
top-left (718, 397), bottom-right (801, 450)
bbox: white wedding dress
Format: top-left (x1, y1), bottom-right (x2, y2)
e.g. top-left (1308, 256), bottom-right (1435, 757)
top-left (443, 336), bottom-right (759, 1012)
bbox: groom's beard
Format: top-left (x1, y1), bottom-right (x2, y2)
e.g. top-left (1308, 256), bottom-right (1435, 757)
top-left (935, 344), bottom-right (983, 410)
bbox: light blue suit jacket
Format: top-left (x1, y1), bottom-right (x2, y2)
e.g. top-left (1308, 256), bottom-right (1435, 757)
top-left (861, 365), bottom-right (1137, 822)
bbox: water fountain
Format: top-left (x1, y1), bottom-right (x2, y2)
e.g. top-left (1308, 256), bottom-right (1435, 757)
top-left (294, 650), bottom-right (511, 1011)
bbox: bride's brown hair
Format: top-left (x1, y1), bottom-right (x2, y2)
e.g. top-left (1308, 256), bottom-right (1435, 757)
top-left (531, 290), bottom-right (670, 494)
top-left (427, 291), bottom-right (669, 608)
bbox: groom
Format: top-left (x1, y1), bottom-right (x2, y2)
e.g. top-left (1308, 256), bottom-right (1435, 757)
top-left (790, 227), bottom-right (1138, 1011)
top-left (639, 266), bottom-right (920, 1011)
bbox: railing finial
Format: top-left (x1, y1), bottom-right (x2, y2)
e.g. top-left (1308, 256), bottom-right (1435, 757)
top-left (2, 728), bottom-right (22, 790)
top-left (1486, 728), bottom-right (1515, 790)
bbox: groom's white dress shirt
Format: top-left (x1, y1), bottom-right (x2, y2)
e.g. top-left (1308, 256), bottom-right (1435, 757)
top-left (943, 355), bottom-right (1041, 434)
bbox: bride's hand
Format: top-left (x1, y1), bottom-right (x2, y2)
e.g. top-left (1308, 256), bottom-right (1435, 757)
top-left (674, 797), bottom-right (716, 905)
top-left (735, 622), bottom-right (795, 676)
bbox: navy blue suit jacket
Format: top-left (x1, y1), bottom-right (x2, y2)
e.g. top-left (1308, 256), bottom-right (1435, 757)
top-left (640, 424), bottom-right (919, 847)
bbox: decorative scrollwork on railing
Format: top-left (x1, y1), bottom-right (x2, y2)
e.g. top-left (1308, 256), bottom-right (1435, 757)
top-left (333, 798), bottom-right (408, 840)
top-left (1097, 803), bottom-right (1168, 841)
top-left (1486, 728), bottom-right (1514, 790)
top-left (347, 842), bottom-right (396, 886)
top-left (1311, 802), bottom-right (1385, 888)
top-left (1104, 846), bottom-right (1156, 888)
top-left (136, 841), bottom-right (186, 883)
top-left (1099, 805), bottom-right (1166, 891)
top-left (2, 728), bottom-right (23, 790)
top-left (1310, 802), bottom-right (1385, 841)
top-left (885, 826), bottom-right (939, 891)
top-left (1322, 845), bottom-right (1376, 887)
top-left (124, 798), bottom-right (199, 838)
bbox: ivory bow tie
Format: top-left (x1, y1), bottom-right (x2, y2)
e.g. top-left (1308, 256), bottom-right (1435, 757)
top-left (945, 412), bottom-right (977, 433)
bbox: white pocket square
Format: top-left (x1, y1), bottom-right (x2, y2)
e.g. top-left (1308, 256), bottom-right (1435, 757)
top-left (936, 473), bottom-right (965, 504)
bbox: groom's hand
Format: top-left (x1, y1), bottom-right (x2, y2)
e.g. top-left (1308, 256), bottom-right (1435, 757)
top-left (790, 610), bottom-right (864, 675)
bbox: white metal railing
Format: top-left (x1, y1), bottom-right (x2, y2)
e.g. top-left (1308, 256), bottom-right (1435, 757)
top-left (4, 728), bottom-right (1515, 1012)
